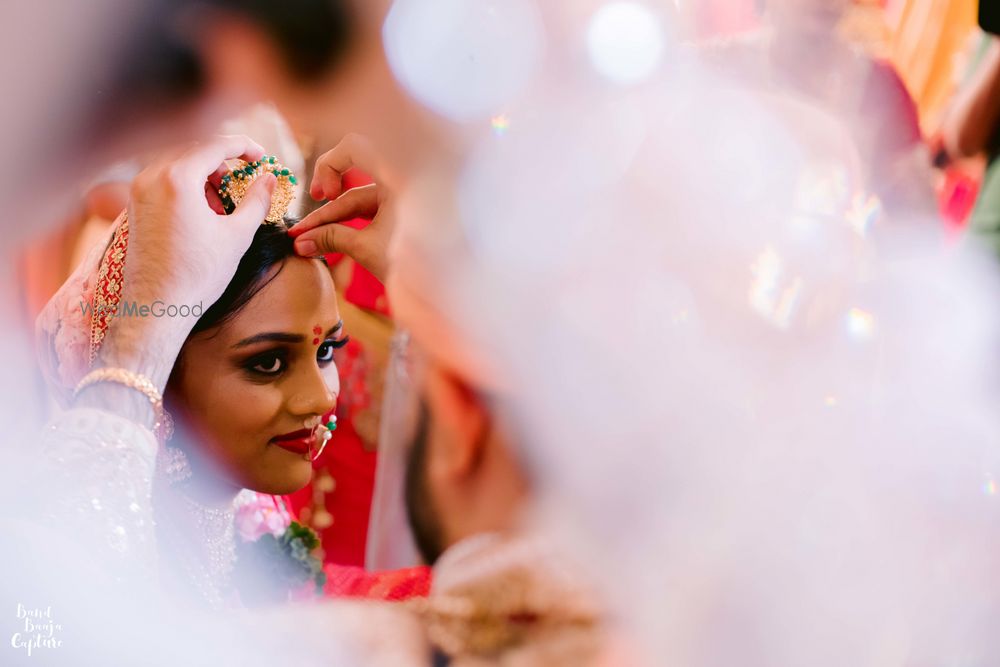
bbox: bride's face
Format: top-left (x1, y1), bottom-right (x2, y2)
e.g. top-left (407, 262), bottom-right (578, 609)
top-left (168, 256), bottom-right (344, 495)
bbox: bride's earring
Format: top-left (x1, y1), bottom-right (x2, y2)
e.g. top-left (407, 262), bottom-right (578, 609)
top-left (158, 445), bottom-right (193, 485)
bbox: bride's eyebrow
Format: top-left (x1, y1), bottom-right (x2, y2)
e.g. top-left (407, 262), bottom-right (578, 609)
top-left (233, 321), bottom-right (343, 348)
top-left (232, 332), bottom-right (303, 348)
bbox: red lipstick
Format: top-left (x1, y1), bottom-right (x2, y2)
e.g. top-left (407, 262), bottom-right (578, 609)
top-left (270, 409), bottom-right (337, 458)
top-left (270, 428), bottom-right (313, 456)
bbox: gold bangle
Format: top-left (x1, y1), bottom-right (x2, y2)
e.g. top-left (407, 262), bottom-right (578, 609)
top-left (74, 367), bottom-right (174, 442)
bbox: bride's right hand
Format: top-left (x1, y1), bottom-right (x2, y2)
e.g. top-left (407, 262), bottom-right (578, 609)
top-left (95, 136), bottom-right (276, 395)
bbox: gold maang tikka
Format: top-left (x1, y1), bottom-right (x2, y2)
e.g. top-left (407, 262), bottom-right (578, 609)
top-left (218, 155), bottom-right (297, 223)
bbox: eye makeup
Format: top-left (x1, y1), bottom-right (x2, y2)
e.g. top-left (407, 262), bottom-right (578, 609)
top-left (240, 349), bottom-right (290, 379)
top-left (233, 321), bottom-right (349, 380)
top-left (317, 336), bottom-right (349, 364)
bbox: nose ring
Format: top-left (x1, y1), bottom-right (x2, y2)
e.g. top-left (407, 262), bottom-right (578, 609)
top-left (306, 414), bottom-right (338, 462)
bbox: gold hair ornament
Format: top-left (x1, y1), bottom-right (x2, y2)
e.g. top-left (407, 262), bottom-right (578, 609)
top-left (218, 156), bottom-right (298, 223)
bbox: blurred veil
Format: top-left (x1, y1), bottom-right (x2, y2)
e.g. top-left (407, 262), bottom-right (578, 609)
top-left (366, 332), bottom-right (421, 570)
top-left (378, 0), bottom-right (1000, 661)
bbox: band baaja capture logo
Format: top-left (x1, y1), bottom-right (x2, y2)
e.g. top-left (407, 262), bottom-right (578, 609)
top-left (10, 604), bottom-right (62, 657)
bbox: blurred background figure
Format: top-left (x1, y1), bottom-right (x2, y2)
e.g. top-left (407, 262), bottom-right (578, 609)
top-left (7, 0), bottom-right (434, 255)
top-left (889, 0), bottom-right (997, 233)
top-left (371, 0), bottom-right (1000, 664)
top-left (767, 0), bottom-right (926, 217)
top-left (942, 32), bottom-right (1000, 254)
top-left (704, 0), bottom-right (930, 225)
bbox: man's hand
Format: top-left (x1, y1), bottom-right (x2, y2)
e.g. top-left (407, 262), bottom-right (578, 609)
top-left (96, 135), bottom-right (276, 394)
top-left (289, 134), bottom-right (396, 282)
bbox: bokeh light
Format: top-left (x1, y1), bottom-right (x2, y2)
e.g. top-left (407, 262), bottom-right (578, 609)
top-left (586, 2), bottom-right (666, 85)
top-left (383, 0), bottom-right (544, 122)
top-left (846, 306), bottom-right (875, 340)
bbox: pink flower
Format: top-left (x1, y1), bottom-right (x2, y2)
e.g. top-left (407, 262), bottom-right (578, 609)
top-left (234, 491), bottom-right (292, 543)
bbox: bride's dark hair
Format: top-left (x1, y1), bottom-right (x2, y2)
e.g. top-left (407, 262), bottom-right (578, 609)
top-left (189, 218), bottom-right (320, 336)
